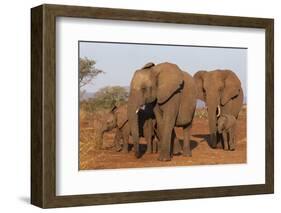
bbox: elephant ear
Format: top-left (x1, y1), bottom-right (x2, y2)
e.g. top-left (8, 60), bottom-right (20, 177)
top-left (115, 104), bottom-right (128, 129)
top-left (193, 71), bottom-right (207, 101)
top-left (221, 70), bottom-right (241, 106)
top-left (153, 63), bottom-right (184, 104)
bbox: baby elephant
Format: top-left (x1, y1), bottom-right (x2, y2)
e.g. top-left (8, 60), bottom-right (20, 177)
top-left (101, 103), bottom-right (158, 153)
top-left (217, 114), bottom-right (237, 151)
top-left (100, 104), bottom-right (129, 152)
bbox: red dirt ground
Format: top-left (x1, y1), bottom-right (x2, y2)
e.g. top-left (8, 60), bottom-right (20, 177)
top-left (79, 108), bottom-right (246, 170)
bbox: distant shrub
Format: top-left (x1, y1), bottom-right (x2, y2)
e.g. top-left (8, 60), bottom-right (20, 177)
top-left (80, 86), bottom-right (128, 112)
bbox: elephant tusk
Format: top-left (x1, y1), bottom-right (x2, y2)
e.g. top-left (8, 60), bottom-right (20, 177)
top-left (216, 105), bottom-right (221, 117)
top-left (136, 105), bottom-right (146, 114)
top-left (140, 105), bottom-right (146, 111)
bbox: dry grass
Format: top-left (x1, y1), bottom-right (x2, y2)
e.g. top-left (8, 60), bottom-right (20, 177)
top-left (79, 110), bottom-right (103, 169)
top-left (194, 107), bottom-right (208, 119)
top-left (79, 109), bottom-right (119, 169)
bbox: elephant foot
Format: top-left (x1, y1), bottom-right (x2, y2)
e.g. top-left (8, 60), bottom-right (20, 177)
top-left (146, 148), bottom-right (152, 154)
top-left (173, 144), bottom-right (182, 155)
top-left (210, 141), bottom-right (217, 149)
top-left (115, 146), bottom-right (122, 152)
top-left (209, 133), bottom-right (217, 149)
top-left (172, 140), bottom-right (182, 155)
top-left (173, 150), bottom-right (182, 156)
top-left (158, 154), bottom-right (171, 161)
top-left (135, 152), bottom-right (141, 159)
top-left (210, 143), bottom-right (217, 149)
top-left (229, 146), bottom-right (235, 151)
top-left (182, 151), bottom-right (192, 157)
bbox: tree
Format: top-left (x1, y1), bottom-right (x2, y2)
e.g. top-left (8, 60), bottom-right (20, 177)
top-left (91, 86), bottom-right (129, 110)
top-left (79, 57), bottom-right (104, 88)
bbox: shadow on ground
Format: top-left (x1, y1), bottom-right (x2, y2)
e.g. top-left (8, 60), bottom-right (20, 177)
top-left (193, 133), bottom-right (226, 149)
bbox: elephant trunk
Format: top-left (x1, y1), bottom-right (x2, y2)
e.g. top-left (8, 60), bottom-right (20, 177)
top-left (128, 91), bottom-right (143, 158)
top-left (206, 99), bottom-right (220, 148)
top-left (130, 112), bottom-right (141, 158)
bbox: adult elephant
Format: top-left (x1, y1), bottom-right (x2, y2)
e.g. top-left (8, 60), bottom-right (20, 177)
top-left (128, 62), bottom-right (197, 161)
top-left (193, 70), bottom-right (243, 150)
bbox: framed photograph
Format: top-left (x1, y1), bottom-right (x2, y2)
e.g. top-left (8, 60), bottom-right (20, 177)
top-left (31, 4), bottom-right (274, 208)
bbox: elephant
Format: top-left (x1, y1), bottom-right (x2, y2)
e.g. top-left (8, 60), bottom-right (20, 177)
top-left (128, 62), bottom-right (197, 161)
top-left (193, 69), bottom-right (243, 149)
top-left (217, 114), bottom-right (237, 150)
top-left (100, 103), bottom-right (158, 153)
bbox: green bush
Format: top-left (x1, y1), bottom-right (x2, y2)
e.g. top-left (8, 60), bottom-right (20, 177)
top-left (81, 86), bottom-right (128, 112)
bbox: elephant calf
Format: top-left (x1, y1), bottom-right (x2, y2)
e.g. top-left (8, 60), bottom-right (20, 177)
top-left (100, 103), bottom-right (158, 153)
top-left (217, 114), bottom-right (237, 151)
top-left (193, 69), bottom-right (243, 149)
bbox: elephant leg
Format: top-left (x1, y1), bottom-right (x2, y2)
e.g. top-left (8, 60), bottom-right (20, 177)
top-left (153, 105), bottom-right (163, 153)
top-left (122, 134), bottom-right (129, 153)
top-left (114, 129), bottom-right (122, 152)
top-left (122, 125), bottom-right (130, 153)
top-left (172, 129), bottom-right (182, 155)
top-left (144, 120), bottom-right (153, 154)
top-left (182, 125), bottom-right (192, 157)
top-left (158, 110), bottom-right (177, 161)
top-left (209, 133), bottom-right (217, 149)
top-left (153, 124), bottom-right (160, 153)
top-left (146, 140), bottom-right (152, 153)
top-left (222, 131), bottom-right (228, 150)
top-left (152, 138), bottom-right (158, 153)
top-left (229, 128), bottom-right (235, 151)
top-left (217, 131), bottom-right (223, 147)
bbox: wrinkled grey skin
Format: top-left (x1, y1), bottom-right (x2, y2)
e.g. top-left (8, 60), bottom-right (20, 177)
top-left (100, 104), bottom-right (158, 153)
top-left (193, 70), bottom-right (243, 149)
top-left (217, 114), bottom-right (237, 150)
top-left (128, 62), bottom-right (197, 161)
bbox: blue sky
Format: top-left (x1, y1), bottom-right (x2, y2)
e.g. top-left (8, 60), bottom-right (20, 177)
top-left (79, 41), bottom-right (247, 102)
